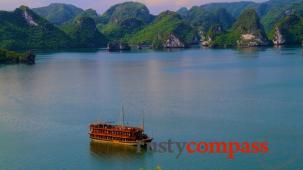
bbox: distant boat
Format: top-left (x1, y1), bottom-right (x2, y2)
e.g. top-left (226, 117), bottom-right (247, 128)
top-left (89, 107), bottom-right (152, 146)
top-left (106, 42), bottom-right (131, 51)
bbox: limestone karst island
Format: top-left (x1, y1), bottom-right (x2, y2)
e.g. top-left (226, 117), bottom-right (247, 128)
top-left (1, 0), bottom-right (303, 64)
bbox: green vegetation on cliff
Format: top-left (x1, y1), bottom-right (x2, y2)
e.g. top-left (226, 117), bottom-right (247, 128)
top-left (270, 14), bottom-right (303, 44)
top-left (0, 6), bottom-right (72, 50)
top-left (128, 11), bottom-right (197, 47)
top-left (77, 9), bottom-right (101, 23)
top-left (99, 2), bottom-right (153, 24)
top-left (211, 9), bottom-right (268, 47)
top-left (61, 16), bottom-right (108, 48)
top-left (98, 2), bottom-right (154, 40)
top-left (179, 7), bottom-right (234, 32)
top-left (99, 18), bottom-right (145, 41)
top-left (232, 9), bottom-right (265, 36)
top-left (200, 1), bottom-right (257, 18)
top-left (33, 3), bottom-right (83, 25)
top-left (259, 0), bottom-right (303, 32)
top-left (187, 0), bottom-right (303, 32)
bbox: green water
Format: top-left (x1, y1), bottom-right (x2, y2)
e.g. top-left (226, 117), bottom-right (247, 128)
top-left (0, 47), bottom-right (302, 170)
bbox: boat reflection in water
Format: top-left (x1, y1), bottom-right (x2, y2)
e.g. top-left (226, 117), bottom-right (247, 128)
top-left (90, 141), bottom-right (148, 159)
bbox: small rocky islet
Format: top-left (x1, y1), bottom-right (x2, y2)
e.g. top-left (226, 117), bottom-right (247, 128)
top-left (0, 49), bottom-right (35, 65)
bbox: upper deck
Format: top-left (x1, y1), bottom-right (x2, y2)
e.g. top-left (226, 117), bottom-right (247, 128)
top-left (90, 122), bottom-right (143, 133)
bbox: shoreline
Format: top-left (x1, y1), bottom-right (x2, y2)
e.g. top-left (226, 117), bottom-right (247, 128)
top-left (31, 44), bottom-right (303, 54)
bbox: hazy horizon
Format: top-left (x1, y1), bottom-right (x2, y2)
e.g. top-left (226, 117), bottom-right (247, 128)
top-left (1, 0), bottom-right (267, 14)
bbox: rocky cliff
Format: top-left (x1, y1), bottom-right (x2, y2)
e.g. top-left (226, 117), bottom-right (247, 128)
top-left (272, 26), bottom-right (286, 45)
top-left (129, 11), bottom-right (196, 49)
top-left (271, 13), bottom-right (303, 45)
top-left (211, 9), bottom-right (269, 47)
top-left (164, 34), bottom-right (185, 48)
top-left (233, 9), bottom-right (269, 47)
top-left (201, 25), bottom-right (223, 47)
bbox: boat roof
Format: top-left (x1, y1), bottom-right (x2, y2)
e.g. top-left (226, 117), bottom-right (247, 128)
top-left (90, 122), bottom-right (143, 131)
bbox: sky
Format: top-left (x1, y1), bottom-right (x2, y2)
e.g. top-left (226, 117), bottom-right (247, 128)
top-left (0, 0), bottom-right (267, 14)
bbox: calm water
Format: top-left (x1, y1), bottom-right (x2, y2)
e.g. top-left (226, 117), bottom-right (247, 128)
top-left (0, 48), bottom-right (303, 170)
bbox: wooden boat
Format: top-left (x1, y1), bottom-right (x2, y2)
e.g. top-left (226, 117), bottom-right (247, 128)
top-left (89, 107), bottom-right (152, 146)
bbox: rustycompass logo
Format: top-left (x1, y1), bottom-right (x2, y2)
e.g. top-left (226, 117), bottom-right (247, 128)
top-left (137, 140), bottom-right (269, 159)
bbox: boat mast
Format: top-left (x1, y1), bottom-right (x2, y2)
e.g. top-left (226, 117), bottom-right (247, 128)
top-left (142, 110), bottom-right (145, 131)
top-left (121, 105), bottom-right (125, 127)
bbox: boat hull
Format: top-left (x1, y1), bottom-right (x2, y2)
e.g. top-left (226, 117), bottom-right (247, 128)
top-left (91, 138), bottom-right (152, 146)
